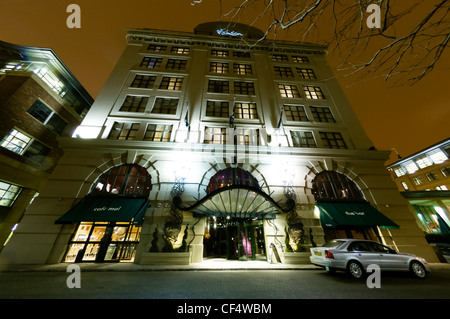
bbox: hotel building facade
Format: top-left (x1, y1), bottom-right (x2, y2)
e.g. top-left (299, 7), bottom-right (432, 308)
top-left (0, 23), bottom-right (439, 266)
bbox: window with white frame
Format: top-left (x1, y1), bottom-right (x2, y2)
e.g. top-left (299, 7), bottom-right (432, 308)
top-left (271, 54), bottom-right (288, 61)
top-left (151, 98), bottom-right (178, 114)
top-left (140, 57), bottom-right (162, 69)
top-left (171, 47), bottom-right (190, 54)
top-left (279, 84), bottom-right (300, 98)
top-left (283, 105), bottom-right (308, 122)
top-left (415, 155), bottom-right (433, 169)
top-left (235, 128), bottom-right (259, 146)
top-left (144, 124), bottom-right (172, 142)
top-left (204, 127), bottom-right (227, 144)
top-left (428, 149), bottom-right (448, 164)
top-left (147, 44), bottom-right (167, 52)
top-left (210, 62), bottom-right (229, 74)
top-left (233, 63), bottom-right (252, 75)
top-left (310, 106), bottom-right (335, 123)
top-left (274, 66), bottom-right (294, 78)
top-left (304, 86), bottom-right (325, 99)
top-left (159, 77), bottom-right (183, 90)
top-left (211, 49), bottom-right (229, 57)
top-left (119, 95), bottom-right (149, 113)
top-left (292, 56), bottom-right (309, 63)
top-left (208, 80), bottom-right (229, 93)
top-left (0, 181), bottom-right (21, 207)
top-left (206, 101), bottom-right (229, 117)
top-left (108, 122), bottom-right (140, 140)
top-left (0, 129), bottom-right (50, 162)
top-left (290, 131), bottom-right (317, 148)
top-left (234, 81), bottom-right (255, 95)
top-left (404, 161), bottom-right (419, 174)
top-left (319, 132), bottom-right (347, 149)
top-left (166, 59), bottom-right (187, 70)
top-left (234, 102), bottom-right (258, 119)
top-left (131, 75), bottom-right (156, 88)
top-left (296, 68), bottom-right (316, 79)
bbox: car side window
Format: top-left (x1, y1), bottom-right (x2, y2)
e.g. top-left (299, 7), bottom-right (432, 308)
top-left (348, 241), bottom-right (371, 252)
top-left (368, 242), bottom-right (393, 253)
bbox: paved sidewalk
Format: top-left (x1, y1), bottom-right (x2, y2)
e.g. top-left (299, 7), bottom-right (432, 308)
top-left (1, 258), bottom-right (449, 272)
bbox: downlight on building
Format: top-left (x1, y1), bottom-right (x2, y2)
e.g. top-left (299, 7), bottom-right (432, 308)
top-left (0, 22), bottom-right (439, 266)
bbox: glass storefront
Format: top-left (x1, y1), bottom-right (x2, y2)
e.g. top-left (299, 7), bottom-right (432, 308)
top-left (64, 221), bottom-right (141, 263)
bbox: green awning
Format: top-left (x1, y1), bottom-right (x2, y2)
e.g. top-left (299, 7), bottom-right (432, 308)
top-left (317, 202), bottom-right (399, 229)
top-left (55, 196), bottom-right (148, 225)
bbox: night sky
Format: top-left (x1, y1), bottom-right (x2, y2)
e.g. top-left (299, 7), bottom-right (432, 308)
top-left (1, 1), bottom-right (449, 163)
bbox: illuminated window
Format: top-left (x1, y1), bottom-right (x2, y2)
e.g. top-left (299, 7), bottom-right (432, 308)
top-left (428, 150), bottom-right (448, 164)
top-left (210, 62), bottom-right (229, 74)
top-left (206, 101), bottom-right (229, 117)
top-left (404, 161), bottom-right (419, 174)
top-left (271, 54), bottom-right (288, 61)
top-left (312, 171), bottom-right (365, 201)
top-left (33, 67), bottom-right (66, 97)
top-left (441, 166), bottom-right (450, 177)
top-left (119, 96), bottom-right (149, 113)
top-left (415, 155), bottom-right (433, 169)
top-left (235, 128), bottom-right (259, 146)
top-left (279, 84), bottom-right (300, 98)
top-left (274, 66), bottom-right (294, 78)
top-left (208, 80), bottom-right (229, 93)
top-left (292, 56), bottom-right (309, 63)
top-left (426, 172), bottom-right (438, 181)
top-left (144, 124), bottom-right (172, 142)
top-left (171, 47), bottom-right (190, 54)
top-left (401, 182), bottom-right (409, 191)
top-left (234, 102), bottom-right (258, 119)
top-left (166, 59), bottom-right (187, 70)
top-left (284, 105), bottom-right (308, 122)
top-left (320, 132), bottom-right (347, 149)
top-left (413, 176), bottom-right (424, 185)
top-left (393, 166), bottom-right (406, 177)
top-left (310, 106), bottom-right (335, 123)
top-left (151, 98), bottom-right (178, 114)
top-left (27, 100), bottom-right (67, 134)
top-left (304, 86), bottom-right (325, 99)
top-left (211, 49), bottom-right (229, 57)
top-left (147, 44), bottom-right (167, 52)
top-left (159, 77), bottom-right (183, 90)
top-left (234, 81), bottom-right (255, 95)
top-left (296, 68), bottom-right (316, 79)
top-left (291, 131), bottom-right (317, 148)
top-left (140, 57), bottom-right (162, 69)
top-left (0, 129), bottom-right (50, 162)
top-left (204, 127), bottom-right (227, 144)
top-left (233, 64), bottom-right (252, 75)
top-left (131, 75), bottom-right (156, 88)
top-left (108, 122), bottom-right (140, 140)
top-left (436, 185), bottom-right (448, 190)
top-left (0, 181), bottom-right (21, 207)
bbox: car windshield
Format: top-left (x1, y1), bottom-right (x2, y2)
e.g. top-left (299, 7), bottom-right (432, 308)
top-left (322, 240), bottom-right (346, 248)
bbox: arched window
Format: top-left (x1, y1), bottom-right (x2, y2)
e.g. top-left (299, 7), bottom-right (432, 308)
top-left (91, 164), bottom-right (152, 197)
top-left (312, 171), bottom-right (364, 202)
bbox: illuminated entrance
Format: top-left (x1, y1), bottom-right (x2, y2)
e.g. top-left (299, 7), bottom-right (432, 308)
top-left (203, 217), bottom-right (265, 260)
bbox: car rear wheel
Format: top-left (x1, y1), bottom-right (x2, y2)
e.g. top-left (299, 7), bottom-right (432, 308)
top-left (347, 261), bottom-right (364, 279)
top-left (410, 261), bottom-right (427, 278)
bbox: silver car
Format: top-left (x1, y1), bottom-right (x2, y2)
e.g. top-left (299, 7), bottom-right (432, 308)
top-left (310, 239), bottom-right (430, 279)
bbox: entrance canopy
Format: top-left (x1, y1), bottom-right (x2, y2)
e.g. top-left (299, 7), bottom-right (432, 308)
top-left (317, 201), bottom-right (399, 229)
top-left (55, 196), bottom-right (148, 225)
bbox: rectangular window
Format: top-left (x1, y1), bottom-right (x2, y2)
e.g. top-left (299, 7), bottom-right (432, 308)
top-left (233, 51), bottom-right (250, 58)
top-left (271, 54), bottom-right (288, 61)
top-left (166, 59), bottom-right (187, 70)
top-left (204, 127), bottom-right (227, 144)
top-left (310, 106), bottom-right (336, 123)
top-left (296, 68), bottom-right (316, 79)
top-left (412, 176), bottom-right (423, 185)
top-left (1, 129), bottom-right (32, 154)
top-left (233, 64), bottom-right (252, 75)
top-left (159, 77), bottom-right (183, 90)
top-left (415, 155), bottom-right (433, 169)
top-left (27, 100), bottom-right (67, 134)
top-left (22, 140), bottom-right (50, 162)
top-left (208, 80), bottom-right (229, 93)
top-left (147, 44), bottom-right (167, 52)
top-left (304, 86), bottom-right (325, 99)
top-left (426, 172), bottom-right (438, 181)
top-left (0, 181), bottom-right (21, 207)
top-left (291, 131), bottom-right (317, 148)
top-left (234, 102), bottom-right (258, 119)
top-left (393, 166), bottom-right (406, 177)
top-left (171, 47), bottom-right (190, 54)
top-left (140, 57), bottom-right (162, 69)
top-left (211, 49), bottom-right (229, 57)
top-left (441, 166), bottom-right (450, 177)
top-left (206, 101), bottom-right (229, 117)
top-left (283, 105), bottom-right (308, 122)
top-left (119, 95), bottom-right (149, 113)
top-left (292, 56), bottom-right (309, 63)
top-left (144, 124), bottom-right (173, 142)
top-left (279, 84), bottom-right (300, 98)
top-left (235, 128), bottom-right (259, 146)
top-left (428, 149), bottom-right (448, 164)
top-left (210, 62), bottom-right (229, 74)
top-left (320, 132), bottom-right (347, 149)
top-left (401, 181), bottom-right (409, 191)
top-left (108, 122), bottom-right (140, 140)
top-left (404, 161), bottom-right (419, 174)
top-left (131, 75), bottom-right (156, 89)
top-left (151, 98), bottom-right (178, 114)
top-left (234, 81), bottom-right (255, 95)
top-left (274, 66), bottom-right (294, 78)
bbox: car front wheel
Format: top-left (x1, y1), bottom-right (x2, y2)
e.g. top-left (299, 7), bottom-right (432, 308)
top-left (347, 261), bottom-right (364, 279)
top-left (410, 261), bottom-right (427, 278)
